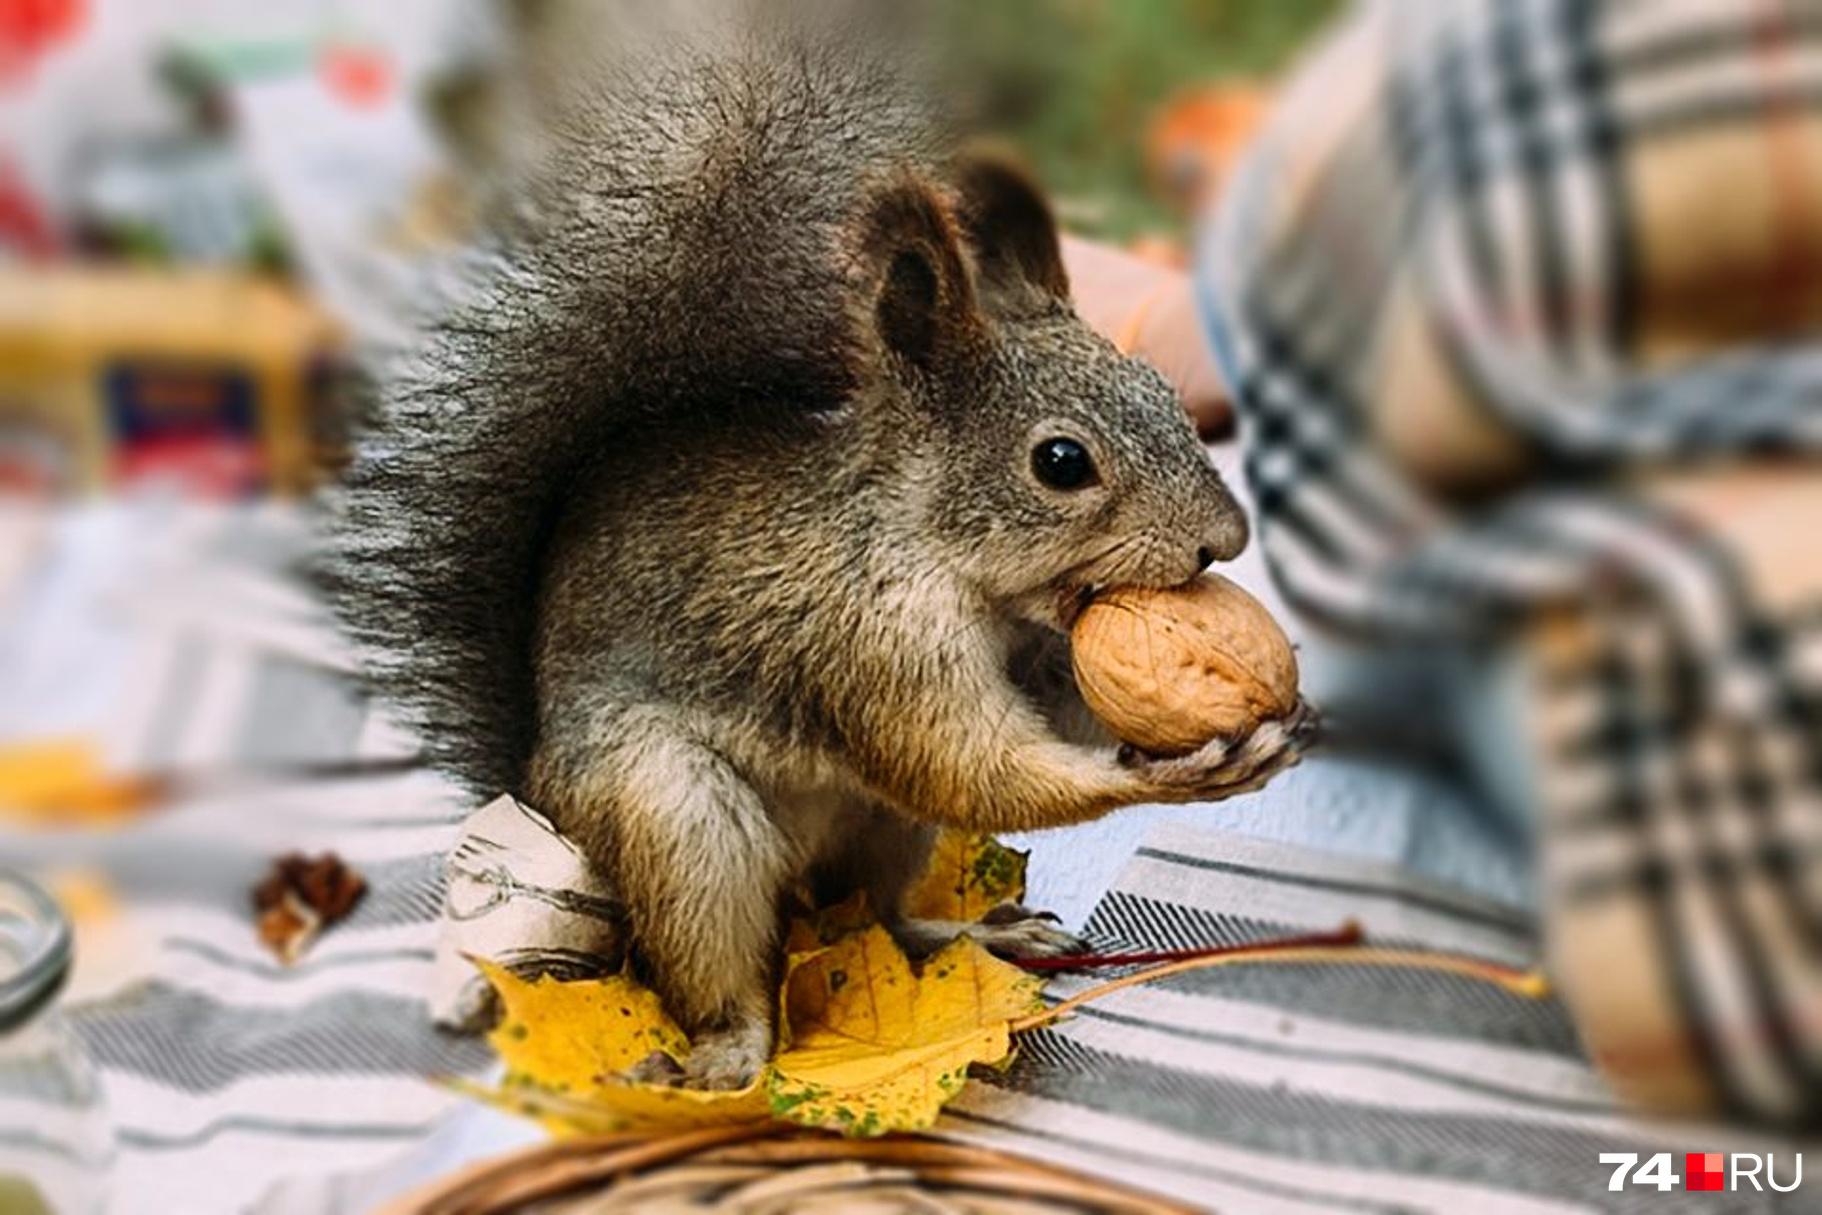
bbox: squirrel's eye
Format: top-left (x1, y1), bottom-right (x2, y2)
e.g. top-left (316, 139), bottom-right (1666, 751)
top-left (1031, 437), bottom-right (1098, 491)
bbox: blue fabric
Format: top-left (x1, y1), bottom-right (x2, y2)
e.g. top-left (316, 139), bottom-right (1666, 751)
top-left (1015, 745), bottom-right (1532, 930)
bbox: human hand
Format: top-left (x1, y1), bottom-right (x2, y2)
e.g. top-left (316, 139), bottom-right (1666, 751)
top-left (1061, 236), bottom-right (1233, 440)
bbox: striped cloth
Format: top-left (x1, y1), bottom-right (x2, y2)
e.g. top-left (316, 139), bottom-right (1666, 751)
top-left (1201, 0), bottom-right (1822, 1125)
top-left (938, 822), bottom-right (1790, 1215)
top-left (8, 771), bottom-right (490, 1214)
top-left (1, 505), bottom-right (489, 1215)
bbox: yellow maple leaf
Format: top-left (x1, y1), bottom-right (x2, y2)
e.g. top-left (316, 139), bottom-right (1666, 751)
top-left (474, 959), bottom-right (769, 1133)
top-left (459, 1072), bottom-right (772, 1137)
top-left (769, 925), bottom-right (1045, 1136)
top-left (902, 830), bottom-right (1028, 922)
top-left (467, 834), bottom-right (1045, 1138)
top-left (479, 958), bottom-right (689, 1081)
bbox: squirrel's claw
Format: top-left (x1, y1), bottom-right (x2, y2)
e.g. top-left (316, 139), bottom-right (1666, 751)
top-left (626, 1049), bottom-right (687, 1086)
top-left (1124, 697), bottom-right (1317, 802)
top-left (891, 906), bottom-right (1086, 962)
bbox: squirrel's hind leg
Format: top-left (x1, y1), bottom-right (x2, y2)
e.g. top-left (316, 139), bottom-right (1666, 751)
top-left (890, 906), bottom-right (1088, 963)
top-left (817, 804), bottom-right (1088, 962)
top-left (535, 717), bottom-right (792, 1091)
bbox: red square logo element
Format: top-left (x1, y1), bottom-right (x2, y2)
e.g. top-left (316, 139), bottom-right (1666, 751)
top-left (1686, 1152), bottom-right (1725, 1192)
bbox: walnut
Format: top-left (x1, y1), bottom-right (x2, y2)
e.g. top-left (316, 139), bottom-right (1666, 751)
top-left (1070, 573), bottom-right (1299, 756)
top-left (252, 853), bottom-right (367, 964)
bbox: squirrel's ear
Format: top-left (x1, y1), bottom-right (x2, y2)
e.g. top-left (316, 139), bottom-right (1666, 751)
top-left (951, 149), bottom-right (1069, 301)
top-left (861, 178), bottom-right (980, 371)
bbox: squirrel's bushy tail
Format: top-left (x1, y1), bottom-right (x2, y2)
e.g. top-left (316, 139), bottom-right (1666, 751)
top-left (317, 3), bottom-right (945, 796)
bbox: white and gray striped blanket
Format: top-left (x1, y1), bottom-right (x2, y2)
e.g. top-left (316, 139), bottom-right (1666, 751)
top-left (937, 822), bottom-right (1788, 1214)
top-left (1, 505), bottom-right (488, 1213)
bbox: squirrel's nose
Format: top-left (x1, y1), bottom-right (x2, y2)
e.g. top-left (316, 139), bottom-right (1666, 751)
top-left (1194, 514), bottom-right (1248, 571)
top-left (1198, 499), bottom-right (1249, 565)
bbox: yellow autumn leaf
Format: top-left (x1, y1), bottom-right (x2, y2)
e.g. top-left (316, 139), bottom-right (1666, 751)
top-left (474, 958), bottom-right (769, 1133)
top-left (479, 958), bottom-right (689, 1081)
top-left (903, 830), bottom-right (1028, 922)
top-left (466, 833), bottom-right (1047, 1139)
top-left (454, 1071), bottom-right (771, 1137)
top-left (768, 925), bottom-right (1045, 1136)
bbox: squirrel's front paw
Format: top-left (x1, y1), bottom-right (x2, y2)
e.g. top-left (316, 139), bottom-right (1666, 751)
top-left (1122, 698), bottom-right (1319, 801)
top-left (667, 1021), bottom-right (770, 1091)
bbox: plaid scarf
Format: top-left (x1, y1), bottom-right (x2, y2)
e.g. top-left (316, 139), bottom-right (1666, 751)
top-left (1202, 0), bottom-right (1821, 1125)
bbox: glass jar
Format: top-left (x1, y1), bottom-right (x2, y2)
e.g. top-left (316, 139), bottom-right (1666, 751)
top-left (0, 871), bottom-right (111, 1215)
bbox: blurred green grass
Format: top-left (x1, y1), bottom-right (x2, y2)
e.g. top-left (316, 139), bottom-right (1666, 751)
top-left (942, 0), bottom-right (1339, 240)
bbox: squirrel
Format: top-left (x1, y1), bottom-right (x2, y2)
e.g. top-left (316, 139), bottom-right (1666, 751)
top-left (320, 3), bottom-right (1310, 1088)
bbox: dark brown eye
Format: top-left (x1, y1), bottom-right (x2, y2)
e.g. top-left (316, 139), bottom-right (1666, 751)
top-left (1031, 437), bottom-right (1097, 491)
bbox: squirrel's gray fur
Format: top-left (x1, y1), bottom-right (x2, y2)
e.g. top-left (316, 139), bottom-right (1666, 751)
top-left (320, 1), bottom-right (1306, 1086)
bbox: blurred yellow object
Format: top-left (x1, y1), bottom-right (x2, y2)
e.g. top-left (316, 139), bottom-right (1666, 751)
top-left (45, 868), bottom-right (119, 930)
top-left (0, 738), bottom-right (161, 825)
top-left (44, 865), bottom-right (150, 1006)
top-left (0, 268), bottom-right (343, 497)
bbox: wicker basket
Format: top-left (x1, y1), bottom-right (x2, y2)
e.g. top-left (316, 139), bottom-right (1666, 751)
top-left (380, 1124), bottom-right (1193, 1214)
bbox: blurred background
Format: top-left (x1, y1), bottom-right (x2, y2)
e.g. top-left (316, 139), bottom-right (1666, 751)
top-left (940, 0), bottom-right (1334, 239)
top-left (0, 0), bottom-right (1333, 506)
top-left (0, 4), bottom-right (1342, 1211)
top-left (0, 0), bottom-right (1339, 821)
